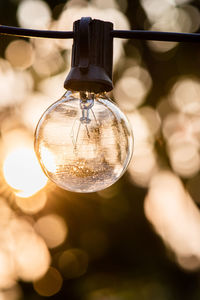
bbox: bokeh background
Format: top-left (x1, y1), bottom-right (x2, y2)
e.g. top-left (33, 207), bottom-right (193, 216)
top-left (0, 0), bottom-right (200, 299)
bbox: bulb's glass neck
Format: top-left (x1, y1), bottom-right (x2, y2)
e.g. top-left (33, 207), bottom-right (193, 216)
top-left (68, 90), bottom-right (106, 125)
top-left (69, 90), bottom-right (102, 151)
top-left (79, 92), bottom-right (94, 124)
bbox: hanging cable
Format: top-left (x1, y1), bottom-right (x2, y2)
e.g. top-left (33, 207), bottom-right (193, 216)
top-left (0, 24), bottom-right (200, 42)
top-left (0, 25), bottom-right (74, 39)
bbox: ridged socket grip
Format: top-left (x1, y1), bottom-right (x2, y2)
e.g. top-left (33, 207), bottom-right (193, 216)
top-left (64, 18), bottom-right (113, 93)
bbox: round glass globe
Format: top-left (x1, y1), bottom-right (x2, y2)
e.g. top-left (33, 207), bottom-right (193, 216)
top-left (34, 90), bottom-right (133, 193)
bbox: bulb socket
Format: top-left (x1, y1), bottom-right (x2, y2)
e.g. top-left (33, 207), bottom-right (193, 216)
top-left (64, 17), bottom-right (113, 93)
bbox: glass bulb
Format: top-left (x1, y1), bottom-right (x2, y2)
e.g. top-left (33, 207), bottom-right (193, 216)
top-left (34, 90), bottom-right (133, 193)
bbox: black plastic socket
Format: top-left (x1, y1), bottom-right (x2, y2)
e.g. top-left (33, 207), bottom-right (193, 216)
top-left (64, 17), bottom-right (113, 93)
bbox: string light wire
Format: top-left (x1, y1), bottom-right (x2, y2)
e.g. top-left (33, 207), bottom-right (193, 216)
top-left (0, 25), bottom-right (200, 42)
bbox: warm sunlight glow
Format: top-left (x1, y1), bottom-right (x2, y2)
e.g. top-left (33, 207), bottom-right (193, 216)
top-left (114, 66), bottom-right (152, 111)
top-left (3, 147), bottom-right (47, 197)
top-left (170, 77), bottom-right (200, 114)
top-left (144, 171), bottom-right (200, 270)
top-left (40, 146), bottom-right (57, 173)
top-left (0, 250), bottom-right (16, 289)
top-left (17, 0), bottom-right (51, 29)
top-left (5, 40), bottom-right (35, 70)
top-left (34, 214), bottom-right (68, 248)
top-left (0, 59), bottom-right (33, 108)
top-left (15, 190), bottom-right (47, 214)
top-left (15, 231), bottom-right (51, 281)
top-left (6, 217), bottom-right (51, 282)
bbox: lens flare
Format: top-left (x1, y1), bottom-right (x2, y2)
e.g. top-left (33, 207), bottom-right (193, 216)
top-left (5, 40), bottom-right (35, 70)
top-left (15, 190), bottom-right (47, 214)
top-left (34, 214), bottom-right (68, 248)
top-left (144, 171), bottom-right (200, 270)
top-left (17, 0), bottom-right (51, 29)
top-left (3, 147), bottom-right (47, 197)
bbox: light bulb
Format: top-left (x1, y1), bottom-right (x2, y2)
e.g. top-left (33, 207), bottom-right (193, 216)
top-left (34, 90), bottom-right (133, 193)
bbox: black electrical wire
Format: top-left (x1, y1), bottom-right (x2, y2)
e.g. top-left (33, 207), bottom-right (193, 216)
top-left (0, 25), bottom-right (74, 39)
top-left (112, 30), bottom-right (200, 43)
top-left (0, 25), bottom-right (200, 43)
